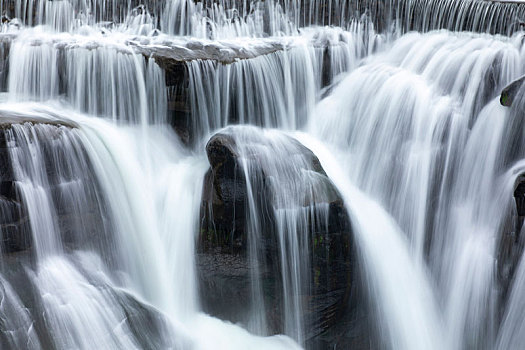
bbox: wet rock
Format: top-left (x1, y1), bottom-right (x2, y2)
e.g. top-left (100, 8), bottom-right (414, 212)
top-left (200, 132), bottom-right (247, 252)
top-left (514, 175), bottom-right (525, 222)
top-left (0, 129), bottom-right (31, 254)
top-left (501, 75), bottom-right (525, 107)
top-left (114, 289), bottom-right (188, 349)
top-left (497, 174), bottom-right (525, 321)
top-left (0, 258), bottom-right (186, 350)
top-left (198, 130), bottom-right (373, 349)
top-left (0, 120), bottom-right (109, 256)
top-left (0, 196), bottom-right (31, 254)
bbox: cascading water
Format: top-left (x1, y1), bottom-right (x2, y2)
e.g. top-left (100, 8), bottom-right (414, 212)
top-left (2, 0), bottom-right (525, 37)
top-left (7, 29), bottom-right (167, 124)
top-left (0, 102), bottom-right (302, 349)
top-left (2, 0), bottom-right (525, 350)
top-left (306, 28), bottom-right (525, 349)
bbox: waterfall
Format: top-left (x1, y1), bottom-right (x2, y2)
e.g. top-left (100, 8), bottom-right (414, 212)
top-left (0, 0), bottom-right (524, 37)
top-left (185, 24), bottom-right (383, 141)
top-left (7, 29), bottom-right (167, 124)
top-left (0, 102), bottom-right (302, 349)
top-left (297, 133), bottom-right (446, 350)
top-left (306, 29), bottom-right (524, 349)
top-left (1, 0), bottom-right (525, 350)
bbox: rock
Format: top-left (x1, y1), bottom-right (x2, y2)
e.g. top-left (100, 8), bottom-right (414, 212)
top-left (0, 129), bottom-right (31, 254)
top-left (497, 174), bottom-right (525, 322)
top-left (0, 256), bottom-right (187, 350)
top-left (200, 132), bottom-right (247, 253)
top-left (501, 76), bottom-right (525, 107)
top-left (0, 196), bottom-right (31, 254)
top-left (205, 133), bottom-right (239, 177)
top-left (514, 175), bottom-right (525, 222)
top-left (0, 120), bottom-right (111, 257)
top-left (198, 129), bottom-right (373, 349)
top-left (113, 289), bottom-right (189, 349)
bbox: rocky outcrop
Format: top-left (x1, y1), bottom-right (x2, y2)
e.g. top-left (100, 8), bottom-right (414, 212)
top-left (197, 129), bottom-right (374, 349)
top-left (501, 76), bottom-right (525, 107)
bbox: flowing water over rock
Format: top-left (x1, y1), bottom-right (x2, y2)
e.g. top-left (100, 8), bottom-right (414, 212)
top-left (2, 1), bottom-right (525, 350)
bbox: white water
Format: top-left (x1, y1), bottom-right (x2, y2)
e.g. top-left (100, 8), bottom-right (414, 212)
top-left (0, 102), bottom-right (302, 349)
top-left (305, 29), bottom-right (524, 349)
top-left (1, 0), bottom-right (525, 350)
top-left (297, 134), bottom-right (445, 350)
top-left (2, 0), bottom-right (524, 37)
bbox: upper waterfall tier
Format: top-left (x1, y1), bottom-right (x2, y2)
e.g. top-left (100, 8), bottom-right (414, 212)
top-left (0, 0), bottom-right (524, 38)
top-left (0, 24), bottom-right (382, 134)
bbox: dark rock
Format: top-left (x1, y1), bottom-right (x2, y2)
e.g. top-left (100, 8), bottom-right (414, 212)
top-left (0, 120), bottom-right (113, 259)
top-left (198, 129), bottom-right (373, 349)
top-left (200, 133), bottom-right (247, 253)
top-left (150, 55), bottom-right (188, 87)
top-left (0, 256), bottom-right (186, 350)
top-left (114, 289), bottom-right (188, 350)
top-left (514, 174), bottom-right (525, 219)
top-left (205, 133), bottom-right (239, 176)
top-left (196, 251), bottom-right (253, 324)
top-left (0, 129), bottom-right (31, 254)
top-left (501, 75), bottom-right (525, 107)
top-left (0, 198), bottom-right (31, 254)
top-left (497, 174), bottom-right (525, 323)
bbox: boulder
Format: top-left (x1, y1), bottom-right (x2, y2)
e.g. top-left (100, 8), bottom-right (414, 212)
top-left (200, 132), bottom-right (247, 252)
top-left (198, 129), bottom-right (373, 349)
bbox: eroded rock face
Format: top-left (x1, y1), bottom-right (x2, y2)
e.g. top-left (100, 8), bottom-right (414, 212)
top-left (198, 129), bottom-right (373, 349)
